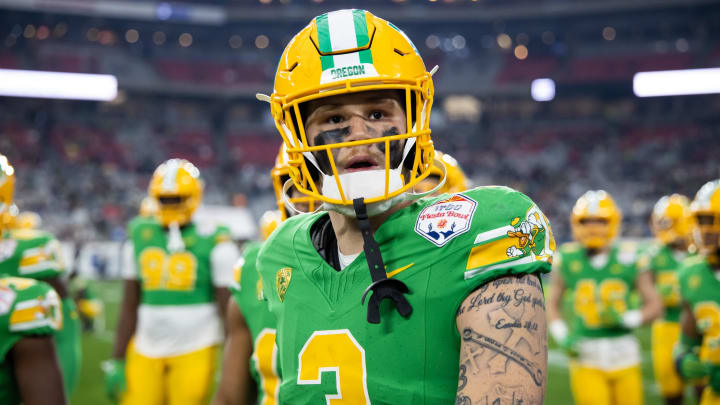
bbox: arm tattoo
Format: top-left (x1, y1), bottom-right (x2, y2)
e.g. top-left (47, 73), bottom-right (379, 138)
top-left (461, 327), bottom-right (543, 387)
top-left (456, 274), bottom-right (546, 405)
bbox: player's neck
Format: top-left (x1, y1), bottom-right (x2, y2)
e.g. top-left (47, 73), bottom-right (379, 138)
top-left (328, 200), bottom-right (412, 255)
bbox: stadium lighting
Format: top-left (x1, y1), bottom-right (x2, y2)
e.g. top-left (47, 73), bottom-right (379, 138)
top-left (531, 78), bottom-right (555, 102)
top-left (633, 68), bottom-right (720, 97)
top-left (0, 69), bottom-right (118, 101)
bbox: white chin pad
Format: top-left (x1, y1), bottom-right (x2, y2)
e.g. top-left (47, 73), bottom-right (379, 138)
top-left (321, 168), bottom-right (404, 202)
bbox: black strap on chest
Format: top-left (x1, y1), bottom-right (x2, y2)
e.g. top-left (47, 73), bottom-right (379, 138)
top-left (353, 198), bottom-right (412, 324)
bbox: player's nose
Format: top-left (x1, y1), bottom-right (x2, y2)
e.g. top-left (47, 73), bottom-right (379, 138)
top-left (343, 115), bottom-right (375, 143)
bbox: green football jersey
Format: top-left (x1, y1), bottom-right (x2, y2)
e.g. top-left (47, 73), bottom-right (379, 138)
top-left (558, 241), bottom-right (642, 338)
top-left (0, 229), bottom-right (64, 280)
top-left (0, 228), bottom-right (81, 394)
top-left (128, 216), bottom-right (233, 306)
top-left (642, 242), bottom-right (687, 322)
top-left (257, 187), bottom-right (554, 403)
top-left (230, 241), bottom-right (280, 404)
top-left (678, 255), bottom-right (720, 365)
top-left (0, 276), bottom-right (62, 405)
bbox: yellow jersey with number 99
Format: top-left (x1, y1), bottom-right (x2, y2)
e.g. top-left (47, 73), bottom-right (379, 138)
top-left (124, 216), bottom-right (238, 357)
top-left (558, 242), bottom-right (641, 338)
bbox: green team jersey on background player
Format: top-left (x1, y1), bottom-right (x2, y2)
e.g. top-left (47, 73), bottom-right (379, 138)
top-left (678, 255), bottom-right (720, 366)
top-left (0, 229), bottom-right (81, 394)
top-left (0, 276), bottom-right (62, 405)
top-left (558, 241), bottom-right (642, 338)
top-left (643, 243), bottom-right (687, 322)
top-left (128, 216), bottom-right (233, 304)
top-left (257, 187), bottom-right (555, 403)
top-left (229, 241), bottom-right (280, 404)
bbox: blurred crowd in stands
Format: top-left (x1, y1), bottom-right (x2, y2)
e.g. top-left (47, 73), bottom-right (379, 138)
top-left (3, 92), bottom-right (718, 245)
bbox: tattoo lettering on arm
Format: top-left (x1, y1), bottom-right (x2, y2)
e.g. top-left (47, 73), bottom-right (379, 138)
top-left (456, 274), bottom-right (547, 405)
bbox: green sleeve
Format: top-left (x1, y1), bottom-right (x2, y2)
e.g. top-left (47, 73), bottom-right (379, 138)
top-left (460, 187), bottom-right (555, 288)
top-left (12, 231), bottom-right (65, 280)
top-left (0, 278), bottom-right (61, 362)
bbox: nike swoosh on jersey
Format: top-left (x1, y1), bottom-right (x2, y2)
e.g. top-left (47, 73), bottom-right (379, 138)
top-left (386, 263), bottom-right (414, 278)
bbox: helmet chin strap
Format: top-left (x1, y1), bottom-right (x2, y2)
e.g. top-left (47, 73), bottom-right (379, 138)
top-left (353, 198), bottom-right (412, 324)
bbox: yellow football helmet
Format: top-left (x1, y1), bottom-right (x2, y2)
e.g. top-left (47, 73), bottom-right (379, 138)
top-left (271, 144), bottom-right (318, 220)
top-left (258, 210), bottom-right (282, 241)
top-left (414, 151), bottom-right (468, 196)
top-left (139, 196), bottom-right (159, 218)
top-left (148, 159), bottom-right (203, 226)
top-left (0, 155), bottom-right (15, 232)
top-left (262, 9), bottom-right (436, 212)
top-left (12, 211), bottom-right (42, 230)
top-left (570, 190), bottom-right (622, 249)
top-left (651, 194), bottom-right (691, 246)
top-left (689, 179), bottom-right (720, 254)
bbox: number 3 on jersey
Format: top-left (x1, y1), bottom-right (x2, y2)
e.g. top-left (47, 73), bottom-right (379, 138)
top-left (298, 329), bottom-right (370, 404)
top-left (139, 247), bottom-right (197, 291)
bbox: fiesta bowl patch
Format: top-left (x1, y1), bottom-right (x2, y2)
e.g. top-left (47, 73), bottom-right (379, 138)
top-left (415, 194), bottom-right (477, 247)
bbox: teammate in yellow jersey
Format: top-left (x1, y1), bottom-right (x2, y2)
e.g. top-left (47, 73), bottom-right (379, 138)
top-left (106, 159), bottom-right (240, 405)
top-left (414, 150), bottom-right (469, 196)
top-left (213, 146), bottom-right (316, 405)
top-left (547, 190), bottom-right (663, 405)
top-left (675, 180), bottom-right (720, 405)
top-left (643, 194), bottom-right (697, 405)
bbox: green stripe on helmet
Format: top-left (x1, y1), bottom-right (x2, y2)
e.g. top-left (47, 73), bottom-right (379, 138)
top-left (315, 13), bottom-right (332, 54)
top-left (352, 9), bottom-right (370, 48)
top-left (358, 49), bottom-right (373, 64)
top-left (320, 55), bottom-right (335, 71)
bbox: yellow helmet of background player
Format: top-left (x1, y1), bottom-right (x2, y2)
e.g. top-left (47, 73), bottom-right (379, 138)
top-left (148, 159), bottom-right (203, 226)
top-left (259, 210), bottom-right (282, 241)
top-left (651, 194), bottom-right (691, 246)
top-left (689, 179), bottom-right (720, 254)
top-left (414, 151), bottom-right (468, 195)
top-left (13, 211), bottom-right (41, 230)
top-left (271, 144), bottom-right (317, 220)
top-left (0, 155), bottom-right (15, 232)
top-left (570, 190), bottom-right (622, 249)
top-left (139, 196), bottom-right (159, 218)
top-left (262, 9), bottom-right (436, 211)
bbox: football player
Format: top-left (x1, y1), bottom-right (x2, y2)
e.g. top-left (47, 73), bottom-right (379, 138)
top-left (0, 154), bottom-right (82, 395)
top-left (644, 194), bottom-right (695, 405)
top-left (0, 276), bottom-right (67, 405)
top-left (213, 146), bottom-right (316, 405)
top-left (414, 150), bottom-right (469, 196)
top-left (105, 159), bottom-right (240, 405)
top-left (254, 9), bottom-right (555, 403)
top-left (547, 190), bottom-right (663, 405)
top-left (675, 179), bottom-right (720, 405)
